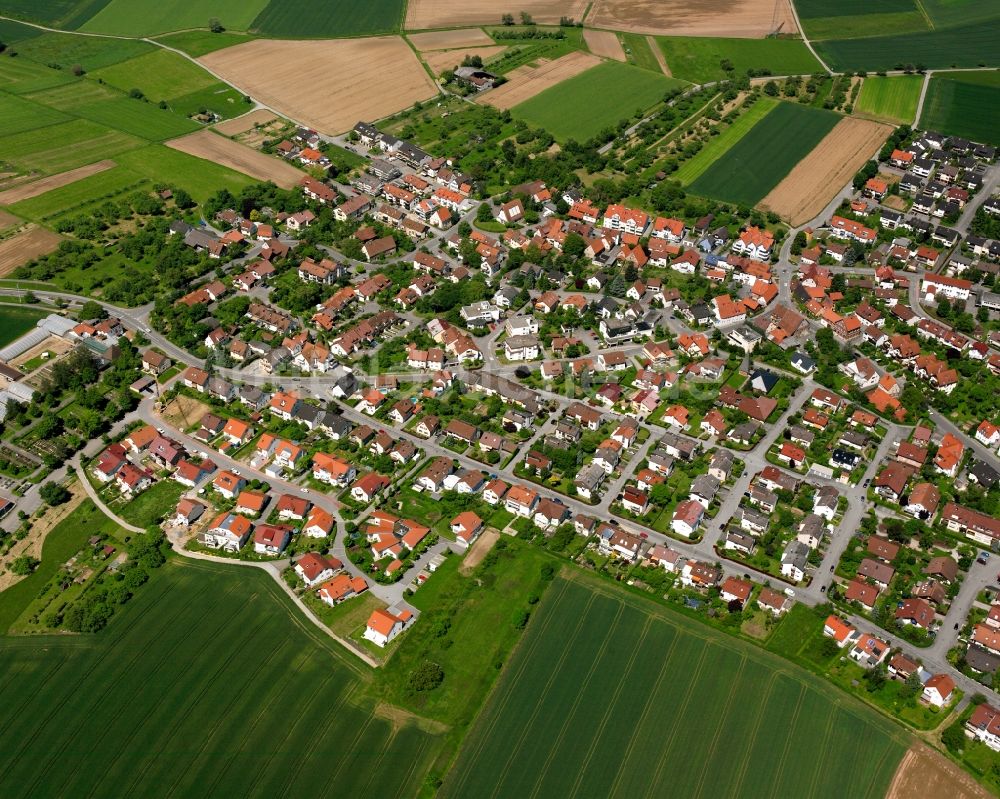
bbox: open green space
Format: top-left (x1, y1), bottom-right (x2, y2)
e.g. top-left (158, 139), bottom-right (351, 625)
top-left (14, 31), bottom-right (153, 71)
top-left (0, 559), bottom-right (441, 797)
top-left (0, 119), bottom-right (146, 177)
top-left (116, 480), bottom-right (185, 528)
top-left (854, 74), bottom-right (923, 123)
top-left (919, 71), bottom-right (1000, 145)
top-left (0, 92), bottom-right (68, 135)
top-left (689, 101), bottom-right (839, 206)
top-left (67, 96), bottom-right (201, 140)
top-left (153, 29), bottom-right (258, 57)
top-left (802, 11), bottom-right (929, 40)
top-left (795, 0), bottom-right (917, 16)
top-left (920, 0), bottom-right (1000, 27)
top-left (80, 0), bottom-right (268, 36)
top-left (8, 164), bottom-right (149, 221)
top-left (620, 32), bottom-right (660, 73)
top-left (512, 61), bottom-right (685, 143)
top-left (443, 574), bottom-right (908, 799)
top-left (90, 49), bottom-right (219, 102)
top-left (815, 19), bottom-right (1000, 71)
top-left (675, 96), bottom-right (778, 184)
top-left (0, 57), bottom-right (77, 94)
top-left (0, 305), bottom-right (46, 348)
top-left (657, 36), bottom-right (822, 84)
top-left (250, 0), bottom-right (405, 37)
top-left (0, 0), bottom-right (110, 28)
top-left (163, 82), bottom-right (253, 120)
top-left (0, 16), bottom-right (44, 41)
top-left (114, 145), bottom-right (255, 202)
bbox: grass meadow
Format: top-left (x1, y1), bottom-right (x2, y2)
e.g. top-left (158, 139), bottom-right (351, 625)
top-left (442, 575), bottom-right (908, 799)
top-left (80, 0), bottom-right (268, 35)
top-left (250, 0), bottom-right (405, 37)
top-left (620, 33), bottom-right (661, 73)
top-left (656, 36), bottom-right (822, 84)
top-left (0, 0), bottom-right (111, 28)
top-left (919, 71), bottom-right (1000, 146)
top-left (153, 30), bottom-right (260, 57)
top-left (0, 304), bottom-right (48, 349)
top-left (690, 101), bottom-right (840, 206)
top-left (9, 165), bottom-right (150, 221)
top-left (91, 49), bottom-right (220, 101)
top-left (675, 96), bottom-right (779, 184)
top-left (854, 75), bottom-right (923, 124)
top-left (0, 559), bottom-right (441, 798)
top-left (0, 93), bottom-right (69, 135)
top-left (14, 32), bottom-right (152, 71)
top-left (0, 119), bottom-right (146, 177)
top-left (512, 61), bottom-right (686, 142)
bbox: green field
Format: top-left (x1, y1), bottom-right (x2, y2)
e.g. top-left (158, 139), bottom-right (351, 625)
top-left (0, 92), bottom-right (68, 135)
top-left (14, 31), bottom-right (153, 71)
top-left (80, 0), bottom-right (268, 35)
top-left (620, 32), bottom-right (661, 73)
top-left (855, 74), bottom-right (923, 123)
top-left (0, 559), bottom-right (441, 798)
top-left (8, 165), bottom-right (150, 221)
top-left (90, 49), bottom-right (220, 101)
top-left (512, 61), bottom-right (686, 143)
top-left (153, 29), bottom-right (259, 56)
top-left (0, 305), bottom-right (47, 349)
top-left (803, 11), bottom-right (929, 40)
top-left (0, 119), bottom-right (147, 177)
top-left (250, 0), bottom-right (405, 37)
top-left (69, 97), bottom-right (201, 140)
top-left (675, 97), bottom-right (779, 184)
top-left (815, 19), bottom-right (1000, 71)
top-left (0, 57), bottom-right (77, 94)
top-left (443, 575), bottom-right (908, 799)
top-left (0, 0), bottom-right (110, 27)
top-left (657, 36), bottom-right (823, 84)
top-left (920, 0), bottom-right (1000, 27)
top-left (919, 71), bottom-right (1000, 146)
top-left (114, 145), bottom-right (255, 202)
top-left (690, 101), bottom-right (840, 206)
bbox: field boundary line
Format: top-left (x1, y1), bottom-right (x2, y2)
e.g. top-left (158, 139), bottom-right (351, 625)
top-left (183, 645), bottom-right (318, 799)
top-left (913, 0), bottom-right (935, 30)
top-left (443, 578), bottom-right (574, 797)
top-left (563, 615), bottom-right (653, 799)
top-left (713, 670), bottom-right (779, 799)
top-left (606, 628), bottom-right (681, 797)
top-left (116, 619), bottom-right (286, 799)
top-left (770, 682), bottom-right (811, 797)
top-left (688, 654), bottom-right (749, 799)
top-left (485, 589), bottom-right (602, 799)
top-left (522, 600), bottom-right (628, 799)
top-left (644, 641), bottom-right (712, 794)
top-left (0, 571), bottom-right (195, 786)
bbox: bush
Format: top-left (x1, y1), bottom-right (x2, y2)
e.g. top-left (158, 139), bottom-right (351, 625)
top-left (39, 482), bottom-right (70, 506)
top-left (942, 719), bottom-right (967, 753)
top-left (9, 555), bottom-right (39, 575)
top-left (409, 661), bottom-right (444, 692)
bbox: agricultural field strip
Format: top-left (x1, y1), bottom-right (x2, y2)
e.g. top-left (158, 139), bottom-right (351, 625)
top-left (854, 75), bottom-right (923, 123)
top-left (918, 73), bottom-right (1000, 146)
top-left (674, 96), bottom-right (778, 184)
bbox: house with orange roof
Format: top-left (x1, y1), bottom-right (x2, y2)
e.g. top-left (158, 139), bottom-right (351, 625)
top-left (823, 615), bottom-right (859, 647)
top-left (976, 420), bottom-right (1000, 448)
top-left (303, 506), bottom-right (335, 538)
top-left (294, 552), bottom-right (342, 587)
top-left (318, 574), bottom-right (368, 606)
top-left (312, 452), bottom-right (355, 486)
top-left (933, 433), bottom-right (965, 477)
top-left (212, 470), bottom-right (245, 500)
top-left (221, 418), bottom-right (252, 446)
top-left (364, 607), bottom-right (414, 647)
top-left (205, 512), bottom-right (253, 551)
top-left (351, 473), bottom-right (390, 503)
top-left (451, 511), bottom-right (484, 547)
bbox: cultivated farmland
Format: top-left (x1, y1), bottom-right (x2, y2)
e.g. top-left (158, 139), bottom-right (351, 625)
top-left (854, 75), bottom-right (923, 124)
top-left (794, 0), bottom-right (929, 40)
top-left (587, 0), bottom-right (798, 37)
top-left (165, 130), bottom-right (304, 189)
top-left (510, 60), bottom-right (685, 142)
top-left (675, 96), bottom-right (778, 184)
top-left (0, 226), bottom-right (62, 275)
top-left (14, 31), bottom-right (152, 71)
top-left (199, 38), bottom-right (437, 134)
top-left (443, 576), bottom-right (908, 799)
top-left (919, 72), bottom-right (1000, 147)
top-left (583, 29), bottom-right (626, 61)
top-left (0, 92), bottom-right (68, 135)
top-left (690, 101), bottom-right (840, 206)
top-left (80, 0), bottom-right (268, 36)
top-left (479, 51), bottom-right (601, 111)
top-left (760, 116), bottom-right (892, 224)
top-left (422, 47), bottom-right (507, 77)
top-left (405, 0), bottom-right (586, 29)
top-left (251, 0), bottom-right (405, 38)
top-left (0, 561), bottom-right (441, 798)
top-left (408, 27), bottom-right (494, 49)
top-left (90, 49), bottom-right (219, 102)
top-left (657, 35), bottom-right (822, 83)
top-left (0, 160), bottom-right (115, 205)
top-left (0, 0), bottom-right (108, 27)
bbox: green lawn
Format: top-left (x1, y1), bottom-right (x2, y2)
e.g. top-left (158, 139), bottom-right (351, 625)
top-left (0, 57), bottom-right (77, 94)
top-left (919, 72), bottom-right (1000, 146)
top-left (0, 559), bottom-right (441, 797)
top-left (0, 305), bottom-right (47, 348)
top-left (854, 75), bottom-right (923, 124)
top-left (512, 61), bottom-right (686, 143)
top-left (690, 101), bottom-right (840, 206)
top-left (116, 480), bottom-right (185, 528)
top-left (657, 36), bottom-right (823, 84)
top-left (72, 97), bottom-right (200, 140)
top-left (815, 19), bottom-right (1000, 71)
top-left (442, 574), bottom-right (909, 799)
top-left (90, 49), bottom-right (220, 102)
top-left (80, 0), bottom-right (269, 35)
top-left (675, 96), bottom-right (778, 184)
top-left (164, 82), bottom-right (254, 120)
top-left (251, 0), bottom-right (405, 37)
top-left (620, 32), bottom-right (661, 73)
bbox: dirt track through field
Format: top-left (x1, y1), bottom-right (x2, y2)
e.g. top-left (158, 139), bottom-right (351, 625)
top-left (460, 528), bottom-right (500, 573)
top-left (479, 51), bottom-right (601, 110)
top-left (648, 35), bottom-right (672, 75)
top-left (758, 116), bottom-right (891, 225)
top-left (587, 0), bottom-right (798, 37)
top-left (166, 130), bottom-right (304, 189)
top-left (200, 38), bottom-right (438, 135)
top-left (0, 160), bottom-right (115, 206)
top-left (0, 226), bottom-right (62, 275)
top-left (422, 47), bottom-right (507, 76)
top-left (406, 0), bottom-right (587, 29)
top-left (583, 29), bottom-right (626, 61)
top-left (886, 744), bottom-right (991, 799)
top-left (409, 28), bottom-right (494, 49)
top-left (213, 109), bottom-right (281, 136)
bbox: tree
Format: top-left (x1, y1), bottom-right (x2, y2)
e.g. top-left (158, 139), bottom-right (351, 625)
top-left (10, 555), bottom-right (39, 576)
top-left (500, 13), bottom-right (514, 25)
top-left (39, 482), bottom-right (70, 506)
top-left (476, 201), bottom-right (493, 223)
top-left (520, 11), bottom-right (534, 24)
top-left (409, 661), bottom-right (444, 692)
top-left (78, 300), bottom-right (106, 321)
top-left (763, 80), bottom-right (779, 96)
top-left (209, 17), bottom-right (224, 32)
top-left (942, 719), bottom-right (966, 753)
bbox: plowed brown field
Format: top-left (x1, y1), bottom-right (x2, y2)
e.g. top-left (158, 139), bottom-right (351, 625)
top-left (200, 38), bottom-right (437, 135)
top-left (166, 130), bottom-right (304, 188)
top-left (0, 160), bottom-right (115, 206)
top-left (587, 0), bottom-right (797, 37)
top-left (478, 51), bottom-right (600, 110)
top-left (409, 28), bottom-right (493, 49)
top-left (886, 745), bottom-right (991, 799)
top-left (583, 29), bottom-right (626, 61)
top-left (759, 116), bottom-right (891, 225)
top-left (406, 0), bottom-right (587, 29)
top-left (0, 226), bottom-right (61, 275)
